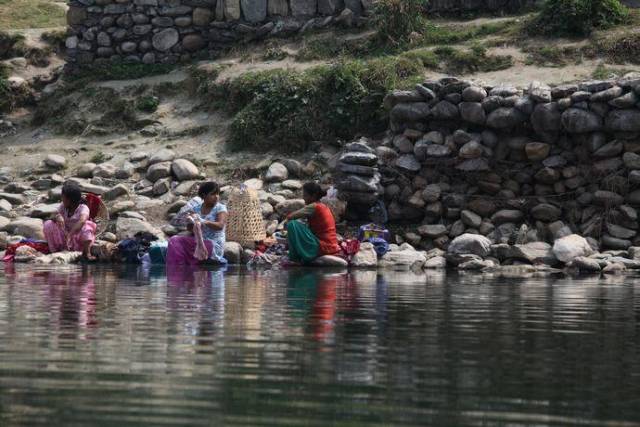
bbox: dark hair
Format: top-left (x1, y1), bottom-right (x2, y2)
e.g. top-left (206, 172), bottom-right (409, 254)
top-left (303, 182), bottom-right (326, 201)
top-left (61, 183), bottom-right (83, 204)
top-left (198, 181), bottom-right (220, 198)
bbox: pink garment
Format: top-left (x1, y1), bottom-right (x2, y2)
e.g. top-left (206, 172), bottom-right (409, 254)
top-left (192, 220), bottom-right (209, 261)
top-left (45, 203), bottom-right (97, 252)
top-left (166, 235), bottom-right (213, 265)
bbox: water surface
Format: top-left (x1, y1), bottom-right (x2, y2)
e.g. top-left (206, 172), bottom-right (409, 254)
top-left (0, 264), bottom-right (639, 426)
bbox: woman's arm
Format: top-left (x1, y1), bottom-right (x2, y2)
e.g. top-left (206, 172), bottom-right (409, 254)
top-left (287, 204), bottom-right (316, 221)
top-left (68, 212), bottom-right (89, 235)
top-left (204, 211), bottom-right (228, 231)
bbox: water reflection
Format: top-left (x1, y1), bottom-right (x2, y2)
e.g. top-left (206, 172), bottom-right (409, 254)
top-left (0, 265), bottom-right (640, 426)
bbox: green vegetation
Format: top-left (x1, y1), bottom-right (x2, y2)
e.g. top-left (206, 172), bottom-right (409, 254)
top-left (214, 58), bottom-right (426, 151)
top-left (90, 152), bottom-right (112, 164)
top-left (40, 29), bottom-right (67, 51)
top-left (524, 45), bottom-right (584, 67)
top-left (136, 95), bottom-right (160, 113)
top-left (0, 0), bottom-right (66, 29)
top-left (0, 31), bottom-right (26, 60)
top-left (0, 64), bottom-right (30, 113)
top-left (206, 42), bottom-right (513, 151)
top-left (591, 63), bottom-right (637, 79)
top-left (296, 20), bottom-right (516, 62)
top-left (433, 45), bottom-right (513, 73)
top-left (372, 0), bottom-right (426, 46)
top-left (262, 47), bottom-right (288, 61)
top-left (69, 63), bottom-right (177, 83)
top-left (592, 32), bottom-right (640, 64)
top-left (526, 0), bottom-right (629, 36)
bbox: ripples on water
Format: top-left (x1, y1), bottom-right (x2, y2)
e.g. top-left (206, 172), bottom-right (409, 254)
top-left (0, 264), bottom-right (639, 426)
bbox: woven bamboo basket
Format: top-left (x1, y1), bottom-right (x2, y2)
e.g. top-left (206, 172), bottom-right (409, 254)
top-left (226, 186), bottom-right (265, 248)
top-left (92, 198), bottom-right (110, 238)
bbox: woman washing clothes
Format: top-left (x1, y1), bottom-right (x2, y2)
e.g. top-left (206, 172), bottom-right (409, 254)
top-left (166, 181), bottom-right (228, 265)
top-left (285, 182), bottom-right (340, 264)
top-left (43, 183), bottom-right (97, 260)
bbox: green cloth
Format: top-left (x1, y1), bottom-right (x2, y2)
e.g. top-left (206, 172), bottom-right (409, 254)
top-left (287, 220), bottom-right (319, 264)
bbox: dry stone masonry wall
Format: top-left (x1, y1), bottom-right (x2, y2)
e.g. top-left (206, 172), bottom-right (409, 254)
top-left (65, 0), bottom-right (373, 67)
top-left (368, 74), bottom-right (640, 252)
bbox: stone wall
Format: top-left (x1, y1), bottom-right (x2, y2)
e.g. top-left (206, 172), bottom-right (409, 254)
top-left (65, 0), bottom-right (373, 67)
top-left (355, 74), bottom-right (640, 252)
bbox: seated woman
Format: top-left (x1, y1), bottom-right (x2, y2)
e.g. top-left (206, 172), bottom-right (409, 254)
top-left (166, 181), bottom-right (228, 265)
top-left (43, 183), bottom-right (97, 260)
top-left (286, 182), bottom-right (340, 264)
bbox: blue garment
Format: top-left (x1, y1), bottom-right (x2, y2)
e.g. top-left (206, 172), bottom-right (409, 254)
top-left (192, 202), bottom-right (228, 263)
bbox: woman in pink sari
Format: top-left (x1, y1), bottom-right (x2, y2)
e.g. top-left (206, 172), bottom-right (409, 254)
top-left (43, 183), bottom-right (97, 260)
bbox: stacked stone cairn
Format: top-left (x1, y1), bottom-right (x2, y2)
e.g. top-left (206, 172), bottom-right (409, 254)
top-left (65, 0), bottom-right (372, 67)
top-left (335, 140), bottom-right (382, 219)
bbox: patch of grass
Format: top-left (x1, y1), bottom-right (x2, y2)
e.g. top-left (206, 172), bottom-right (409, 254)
top-left (421, 20), bottom-right (517, 45)
top-left (525, 0), bottom-right (629, 37)
top-left (0, 72), bottom-right (31, 113)
top-left (295, 20), bottom-right (518, 62)
top-left (90, 152), bottom-right (113, 164)
top-left (0, 0), bottom-right (66, 29)
top-left (262, 47), bottom-right (288, 61)
top-left (434, 45), bottom-right (513, 74)
top-left (592, 63), bottom-right (638, 79)
top-left (0, 31), bottom-right (26, 59)
top-left (372, 0), bottom-right (427, 46)
top-left (524, 45), bottom-right (584, 67)
top-left (216, 57), bottom-right (427, 152)
top-left (69, 63), bottom-right (177, 83)
top-left (40, 29), bottom-right (67, 51)
top-left (592, 31), bottom-right (640, 64)
top-left (136, 95), bottom-right (160, 113)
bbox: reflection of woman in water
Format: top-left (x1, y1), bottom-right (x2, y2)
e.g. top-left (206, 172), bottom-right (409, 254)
top-left (166, 266), bottom-right (226, 346)
top-left (287, 271), bottom-right (340, 343)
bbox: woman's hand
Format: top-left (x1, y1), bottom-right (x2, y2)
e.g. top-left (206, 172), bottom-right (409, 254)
top-left (55, 214), bottom-right (64, 227)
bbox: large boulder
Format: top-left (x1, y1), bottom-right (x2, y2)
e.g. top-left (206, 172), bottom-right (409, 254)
top-left (148, 149), bottom-right (176, 165)
top-left (506, 242), bottom-right (557, 265)
top-left (152, 28), bottom-right (179, 51)
top-left (171, 159), bottom-right (199, 181)
top-left (561, 108), bottom-right (602, 133)
top-left (486, 108), bottom-right (527, 129)
top-left (275, 199), bottom-right (305, 215)
top-left (378, 250), bottom-right (426, 270)
top-left (146, 161), bottom-right (172, 182)
top-left (390, 102), bottom-right (430, 123)
top-left (116, 217), bottom-right (162, 240)
top-left (351, 242), bottom-right (378, 268)
top-left (44, 154), bottom-right (66, 170)
top-left (447, 233), bottom-right (491, 257)
top-left (3, 217), bottom-right (44, 240)
top-left (290, 0), bottom-right (316, 15)
top-left (552, 234), bottom-right (593, 263)
top-left (224, 241), bottom-right (243, 264)
top-left (30, 204), bottom-right (60, 219)
top-left (605, 109), bottom-right (640, 132)
top-left (265, 162), bottom-right (289, 182)
top-left (312, 255), bottom-right (348, 267)
top-left (241, 0), bottom-right (267, 22)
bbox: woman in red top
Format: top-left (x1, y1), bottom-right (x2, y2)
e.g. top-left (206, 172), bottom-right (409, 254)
top-left (286, 182), bottom-right (340, 264)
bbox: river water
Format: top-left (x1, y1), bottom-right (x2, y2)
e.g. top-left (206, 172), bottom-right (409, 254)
top-left (0, 264), bottom-right (639, 426)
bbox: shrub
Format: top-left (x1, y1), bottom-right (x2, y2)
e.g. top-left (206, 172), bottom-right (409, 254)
top-left (527, 0), bottom-right (629, 36)
top-left (220, 58), bottom-right (425, 152)
top-left (593, 32), bottom-right (640, 64)
top-left (136, 95), bottom-right (160, 113)
top-left (372, 0), bottom-right (427, 46)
